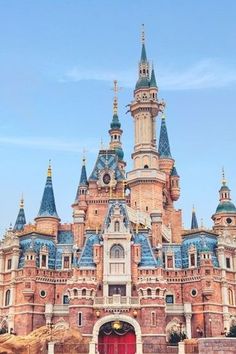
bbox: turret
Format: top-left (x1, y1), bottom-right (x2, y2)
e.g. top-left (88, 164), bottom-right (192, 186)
top-left (191, 206), bottom-right (199, 230)
top-left (109, 80), bottom-right (125, 168)
top-left (74, 157), bottom-right (88, 212)
top-left (14, 196), bottom-right (26, 232)
top-left (170, 165), bottom-right (180, 201)
top-left (158, 114), bottom-right (174, 175)
top-left (212, 169), bottom-right (236, 231)
top-left (35, 162), bottom-right (60, 236)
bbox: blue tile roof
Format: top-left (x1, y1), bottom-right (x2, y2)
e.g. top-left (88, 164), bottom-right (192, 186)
top-left (158, 116), bottom-right (172, 158)
top-left (37, 174), bottom-right (58, 218)
top-left (134, 232), bottom-right (159, 267)
top-left (77, 233), bottom-right (100, 268)
top-left (57, 231), bottom-right (73, 244)
top-left (14, 207), bottom-right (26, 231)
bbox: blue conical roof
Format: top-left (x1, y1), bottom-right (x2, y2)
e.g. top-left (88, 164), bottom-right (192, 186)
top-left (141, 43), bottom-right (147, 62)
top-left (150, 67), bottom-right (157, 88)
top-left (191, 208), bottom-right (198, 229)
top-left (37, 165), bottom-right (59, 218)
top-left (110, 114), bottom-right (121, 129)
top-left (80, 163), bottom-right (88, 186)
top-left (14, 199), bottom-right (26, 231)
top-left (158, 116), bottom-right (172, 158)
top-left (171, 166), bottom-right (179, 177)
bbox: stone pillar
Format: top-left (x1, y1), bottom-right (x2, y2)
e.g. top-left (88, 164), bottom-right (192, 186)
top-left (178, 341), bottom-right (185, 354)
top-left (218, 246), bottom-right (225, 269)
top-left (12, 248), bottom-right (20, 270)
top-left (48, 342), bottom-right (55, 354)
top-left (150, 212), bottom-right (162, 247)
top-left (184, 303), bottom-right (192, 339)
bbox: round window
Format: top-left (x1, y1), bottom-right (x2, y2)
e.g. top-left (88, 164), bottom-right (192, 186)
top-left (40, 290), bottom-right (46, 298)
top-left (226, 217), bottom-right (232, 224)
top-left (103, 173), bottom-right (111, 185)
top-left (191, 289), bottom-right (197, 297)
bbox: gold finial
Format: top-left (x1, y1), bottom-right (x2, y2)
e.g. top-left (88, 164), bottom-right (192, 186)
top-left (141, 24), bottom-right (145, 44)
top-left (20, 194), bottom-right (24, 209)
top-left (82, 148), bottom-right (87, 165)
top-left (47, 160), bottom-right (52, 177)
top-left (161, 112), bottom-right (166, 120)
top-left (112, 80), bottom-right (122, 115)
top-left (222, 167), bottom-right (227, 185)
top-left (192, 204), bottom-right (195, 213)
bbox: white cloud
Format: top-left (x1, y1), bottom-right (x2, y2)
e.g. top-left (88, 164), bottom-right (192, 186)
top-left (0, 136), bottom-right (98, 153)
top-left (61, 59), bottom-right (236, 90)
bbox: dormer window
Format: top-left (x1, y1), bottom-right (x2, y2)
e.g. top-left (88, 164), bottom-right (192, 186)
top-left (63, 256), bottom-right (70, 269)
top-left (167, 255), bottom-right (174, 269)
top-left (114, 221), bottom-right (120, 232)
top-left (41, 254), bottom-right (47, 268)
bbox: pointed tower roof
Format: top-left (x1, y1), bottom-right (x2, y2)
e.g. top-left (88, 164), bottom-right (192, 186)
top-left (150, 65), bottom-right (157, 88)
top-left (140, 24), bottom-right (147, 62)
top-left (171, 166), bottom-right (179, 177)
top-left (37, 162), bottom-right (59, 218)
top-left (215, 169), bottom-right (236, 214)
top-left (191, 206), bottom-right (198, 229)
top-left (14, 196), bottom-right (26, 231)
top-left (79, 158), bottom-right (88, 186)
top-left (158, 114), bottom-right (172, 158)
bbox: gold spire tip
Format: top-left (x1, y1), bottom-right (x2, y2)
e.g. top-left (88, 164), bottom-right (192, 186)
top-left (222, 167), bottom-right (227, 185)
top-left (20, 194), bottom-right (24, 209)
top-left (141, 24), bottom-right (145, 44)
top-left (47, 160), bottom-right (52, 177)
top-left (192, 205), bottom-right (195, 212)
top-left (112, 80), bottom-right (119, 115)
top-left (161, 112), bottom-right (166, 120)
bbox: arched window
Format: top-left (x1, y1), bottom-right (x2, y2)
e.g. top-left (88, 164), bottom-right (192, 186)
top-left (114, 221), bottom-right (120, 232)
top-left (228, 288), bottom-right (234, 305)
top-left (5, 290), bottom-right (10, 306)
top-left (110, 244), bottom-right (125, 259)
top-left (147, 288), bottom-right (152, 296)
top-left (82, 289), bottom-right (86, 297)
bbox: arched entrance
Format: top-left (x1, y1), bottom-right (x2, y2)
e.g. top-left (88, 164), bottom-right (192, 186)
top-left (98, 320), bottom-right (136, 354)
top-left (89, 314), bottom-right (142, 354)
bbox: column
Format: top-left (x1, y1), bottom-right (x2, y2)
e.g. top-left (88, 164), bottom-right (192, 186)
top-left (185, 313), bottom-right (192, 339)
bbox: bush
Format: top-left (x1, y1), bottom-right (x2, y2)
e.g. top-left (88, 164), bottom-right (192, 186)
top-left (169, 331), bottom-right (187, 344)
top-left (227, 325), bottom-right (236, 337)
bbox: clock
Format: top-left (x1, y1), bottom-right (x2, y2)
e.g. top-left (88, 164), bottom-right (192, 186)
top-left (103, 173), bottom-right (111, 185)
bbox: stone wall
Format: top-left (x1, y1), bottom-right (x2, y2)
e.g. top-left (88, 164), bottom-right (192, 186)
top-left (198, 337), bottom-right (236, 354)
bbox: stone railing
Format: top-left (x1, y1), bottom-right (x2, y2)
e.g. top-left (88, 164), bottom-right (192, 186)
top-left (165, 303), bottom-right (184, 314)
top-left (93, 295), bottom-right (140, 309)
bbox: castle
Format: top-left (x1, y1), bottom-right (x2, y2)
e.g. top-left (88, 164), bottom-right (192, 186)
top-left (1, 29), bottom-right (236, 354)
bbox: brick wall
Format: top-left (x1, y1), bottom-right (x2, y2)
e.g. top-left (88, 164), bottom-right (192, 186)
top-left (198, 337), bottom-right (236, 354)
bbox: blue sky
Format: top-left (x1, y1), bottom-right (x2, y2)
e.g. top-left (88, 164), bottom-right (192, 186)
top-left (0, 0), bottom-right (236, 236)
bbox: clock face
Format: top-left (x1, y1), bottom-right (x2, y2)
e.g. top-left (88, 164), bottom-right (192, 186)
top-left (103, 173), bottom-right (111, 185)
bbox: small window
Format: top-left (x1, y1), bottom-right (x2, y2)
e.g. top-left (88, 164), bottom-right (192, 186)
top-left (82, 289), bottom-right (86, 297)
top-left (114, 221), bottom-right (120, 232)
top-left (110, 244), bottom-right (124, 258)
top-left (94, 209), bottom-right (98, 215)
top-left (7, 259), bottom-right (12, 270)
top-left (144, 165), bottom-right (149, 169)
top-left (5, 290), bottom-right (11, 306)
top-left (190, 253), bottom-right (196, 267)
top-left (226, 257), bottom-right (231, 269)
top-left (63, 256), bottom-right (70, 269)
top-left (40, 290), bottom-right (46, 298)
top-left (63, 295), bottom-right (69, 305)
top-left (147, 288), bottom-right (152, 296)
top-left (166, 295), bottom-right (174, 304)
top-left (41, 254), bottom-right (47, 268)
top-left (226, 217), bottom-right (232, 224)
top-left (151, 312), bottom-right (156, 326)
top-left (228, 289), bottom-right (234, 305)
top-left (78, 312), bottom-right (82, 326)
top-left (191, 289), bottom-right (197, 297)
top-left (146, 206), bottom-right (149, 212)
top-left (167, 255), bottom-right (173, 269)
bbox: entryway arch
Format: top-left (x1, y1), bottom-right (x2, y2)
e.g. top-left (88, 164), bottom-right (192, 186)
top-left (89, 314), bottom-right (142, 354)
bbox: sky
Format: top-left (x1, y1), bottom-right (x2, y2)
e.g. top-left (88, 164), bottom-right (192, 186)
top-left (0, 0), bottom-right (236, 236)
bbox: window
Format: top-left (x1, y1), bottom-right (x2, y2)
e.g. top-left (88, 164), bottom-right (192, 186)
top-left (190, 253), bottom-right (196, 267)
top-left (41, 254), bottom-right (47, 268)
top-left (228, 289), bottom-right (234, 305)
top-left (167, 255), bottom-right (173, 269)
top-left (40, 290), bottom-right (46, 298)
top-left (108, 285), bottom-right (126, 296)
top-left (191, 289), bottom-right (197, 297)
top-left (82, 289), bottom-right (86, 297)
top-left (114, 221), bottom-right (120, 232)
top-left (94, 209), bottom-right (98, 215)
top-left (147, 288), bottom-right (152, 296)
top-left (151, 312), bottom-right (156, 326)
top-left (63, 295), bottom-right (69, 305)
top-left (226, 257), bottom-right (231, 269)
top-left (166, 295), bottom-right (174, 304)
top-left (7, 259), bottom-right (12, 270)
top-left (78, 312), bottom-right (82, 327)
top-left (110, 244), bottom-right (124, 258)
top-left (63, 256), bottom-right (70, 269)
top-left (5, 290), bottom-right (10, 306)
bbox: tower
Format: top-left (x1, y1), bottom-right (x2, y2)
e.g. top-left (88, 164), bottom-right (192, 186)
top-left (127, 26), bottom-right (166, 214)
top-left (35, 162), bottom-right (60, 236)
top-left (14, 196), bottom-right (26, 232)
top-left (212, 169), bottom-right (236, 232)
top-left (109, 80), bottom-right (125, 170)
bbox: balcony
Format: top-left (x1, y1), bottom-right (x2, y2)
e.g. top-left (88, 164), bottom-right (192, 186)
top-left (93, 295), bottom-right (140, 310)
top-left (165, 303), bottom-right (184, 314)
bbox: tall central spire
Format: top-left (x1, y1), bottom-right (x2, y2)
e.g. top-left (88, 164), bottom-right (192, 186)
top-left (37, 161), bottom-right (59, 219)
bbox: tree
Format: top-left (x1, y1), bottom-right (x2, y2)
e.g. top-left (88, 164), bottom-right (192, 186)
top-left (227, 324), bottom-right (236, 337)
